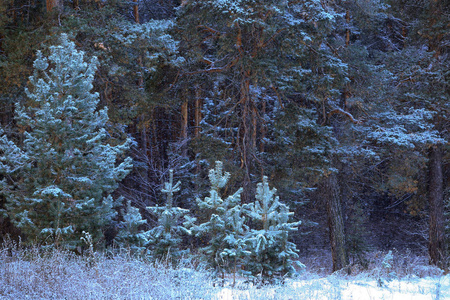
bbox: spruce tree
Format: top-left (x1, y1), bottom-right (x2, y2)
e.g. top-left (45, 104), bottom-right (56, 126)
top-left (1, 34), bottom-right (132, 249)
top-left (147, 169), bottom-right (191, 262)
top-left (244, 176), bottom-right (302, 283)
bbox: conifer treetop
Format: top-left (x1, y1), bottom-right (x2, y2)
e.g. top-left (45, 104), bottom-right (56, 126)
top-left (161, 169), bottom-right (181, 209)
top-left (24, 34), bottom-right (100, 117)
top-left (197, 161), bottom-right (238, 212)
top-left (209, 161), bottom-right (230, 191)
top-left (248, 176), bottom-right (285, 231)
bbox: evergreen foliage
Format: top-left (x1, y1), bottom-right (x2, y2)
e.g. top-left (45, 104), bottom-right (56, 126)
top-left (176, 0), bottom-right (350, 205)
top-left (147, 169), bottom-right (191, 262)
top-left (244, 176), bottom-right (303, 283)
top-left (0, 128), bottom-right (27, 182)
top-left (265, 104), bottom-right (336, 206)
top-left (114, 200), bottom-right (148, 254)
top-left (0, 34), bottom-right (132, 249)
top-left (191, 162), bottom-right (303, 282)
top-left (191, 161), bottom-right (247, 278)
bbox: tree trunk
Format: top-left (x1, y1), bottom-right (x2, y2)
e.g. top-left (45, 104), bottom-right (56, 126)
top-left (259, 101), bottom-right (266, 177)
top-left (345, 10), bottom-right (350, 47)
top-left (133, 0), bottom-right (140, 24)
top-left (46, 0), bottom-right (62, 12)
top-left (325, 174), bottom-right (348, 272)
top-left (240, 74), bottom-right (252, 203)
top-left (181, 100), bottom-right (188, 140)
top-left (180, 99), bottom-right (188, 156)
top-left (194, 84), bottom-right (202, 138)
top-left (0, 32), bottom-right (4, 57)
top-left (428, 145), bottom-right (444, 268)
top-left (141, 119), bottom-right (150, 203)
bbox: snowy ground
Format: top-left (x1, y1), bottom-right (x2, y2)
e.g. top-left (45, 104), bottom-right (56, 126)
top-left (216, 275), bottom-right (449, 300)
top-left (1, 245), bottom-right (448, 300)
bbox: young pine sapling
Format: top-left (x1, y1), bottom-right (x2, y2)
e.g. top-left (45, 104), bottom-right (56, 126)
top-left (147, 169), bottom-right (191, 263)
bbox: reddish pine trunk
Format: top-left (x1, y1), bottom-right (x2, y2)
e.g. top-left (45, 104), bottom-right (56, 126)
top-left (194, 84), bottom-right (202, 138)
top-left (133, 0), bottom-right (139, 24)
top-left (46, 0), bottom-right (62, 12)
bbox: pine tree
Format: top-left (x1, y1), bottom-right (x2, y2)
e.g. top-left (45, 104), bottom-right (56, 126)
top-left (0, 128), bottom-right (27, 186)
top-left (114, 200), bottom-right (148, 254)
top-left (347, 0), bottom-right (449, 265)
top-left (176, 0), bottom-right (328, 201)
top-left (244, 176), bottom-right (303, 283)
top-left (176, 0), bottom-right (351, 217)
top-left (146, 169), bottom-right (191, 262)
top-left (191, 161), bottom-right (247, 279)
top-left (1, 34), bottom-right (133, 249)
top-left (0, 127), bottom-right (28, 231)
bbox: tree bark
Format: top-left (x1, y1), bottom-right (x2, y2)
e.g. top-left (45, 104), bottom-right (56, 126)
top-left (240, 73), bottom-right (252, 203)
top-left (428, 145), bottom-right (444, 268)
top-left (180, 99), bottom-right (188, 156)
top-left (181, 100), bottom-right (188, 140)
top-left (46, 0), bottom-right (62, 12)
top-left (194, 84), bottom-right (202, 138)
top-left (345, 10), bottom-right (350, 47)
top-left (325, 174), bottom-right (348, 272)
top-left (141, 119), bottom-right (151, 203)
top-left (133, 0), bottom-right (140, 24)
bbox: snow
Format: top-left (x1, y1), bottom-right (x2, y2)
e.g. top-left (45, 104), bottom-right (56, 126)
top-left (2, 247), bottom-right (449, 300)
top-left (214, 275), bottom-right (450, 300)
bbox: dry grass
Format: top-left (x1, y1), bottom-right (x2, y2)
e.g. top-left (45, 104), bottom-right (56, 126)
top-left (1, 239), bottom-right (446, 300)
top-left (0, 239), bottom-right (214, 299)
top-left (299, 248), bottom-right (443, 278)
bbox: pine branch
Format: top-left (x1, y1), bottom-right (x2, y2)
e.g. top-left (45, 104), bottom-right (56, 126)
top-left (324, 108), bottom-right (362, 125)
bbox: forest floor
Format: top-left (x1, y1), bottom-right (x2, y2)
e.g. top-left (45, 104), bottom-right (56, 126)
top-left (217, 275), bottom-right (448, 299)
top-left (0, 241), bottom-right (448, 299)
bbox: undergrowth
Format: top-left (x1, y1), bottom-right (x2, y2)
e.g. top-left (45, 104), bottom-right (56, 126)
top-left (0, 238), bottom-right (447, 300)
top-left (0, 238), bottom-right (213, 299)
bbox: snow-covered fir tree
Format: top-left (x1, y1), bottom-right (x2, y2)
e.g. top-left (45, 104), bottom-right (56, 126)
top-left (0, 34), bottom-right (132, 249)
top-left (191, 161), bottom-right (248, 280)
top-left (244, 176), bottom-right (303, 283)
top-left (147, 169), bottom-right (191, 262)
